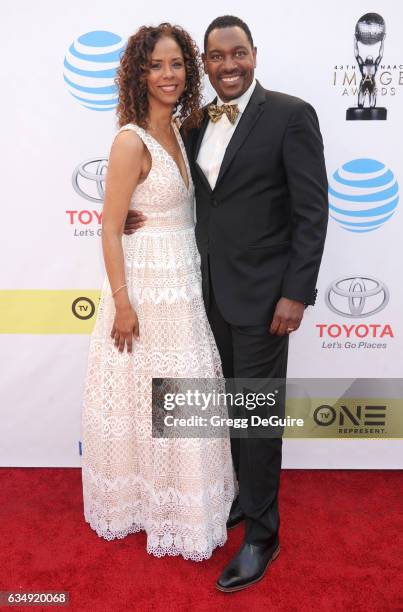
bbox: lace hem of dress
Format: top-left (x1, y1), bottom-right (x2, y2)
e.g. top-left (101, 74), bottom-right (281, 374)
top-left (83, 514), bottom-right (229, 562)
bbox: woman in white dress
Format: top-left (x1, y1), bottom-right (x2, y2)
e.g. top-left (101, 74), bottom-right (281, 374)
top-left (81, 23), bottom-right (235, 561)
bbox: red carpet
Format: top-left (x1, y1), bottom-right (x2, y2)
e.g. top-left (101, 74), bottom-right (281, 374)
top-left (1, 469), bottom-right (402, 611)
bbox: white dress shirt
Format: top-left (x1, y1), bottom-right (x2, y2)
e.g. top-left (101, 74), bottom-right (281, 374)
top-left (197, 79), bottom-right (257, 190)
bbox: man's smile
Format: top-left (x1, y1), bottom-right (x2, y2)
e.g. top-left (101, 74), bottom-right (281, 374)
top-left (220, 75), bottom-right (243, 84)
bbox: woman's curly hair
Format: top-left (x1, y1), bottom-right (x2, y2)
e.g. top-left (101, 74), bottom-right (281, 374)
top-left (116, 23), bottom-right (203, 129)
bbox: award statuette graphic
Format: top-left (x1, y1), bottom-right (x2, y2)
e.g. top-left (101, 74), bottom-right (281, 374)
top-left (346, 13), bottom-right (387, 120)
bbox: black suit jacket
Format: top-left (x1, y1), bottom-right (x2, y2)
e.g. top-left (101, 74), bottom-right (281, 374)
top-left (181, 81), bottom-right (328, 325)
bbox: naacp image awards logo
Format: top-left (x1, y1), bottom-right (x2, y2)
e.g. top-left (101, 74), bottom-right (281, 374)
top-left (332, 12), bottom-right (403, 118)
top-left (347, 13), bottom-right (387, 120)
top-left (63, 30), bottom-right (125, 111)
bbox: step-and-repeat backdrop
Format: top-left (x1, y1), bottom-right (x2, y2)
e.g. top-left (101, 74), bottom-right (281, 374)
top-left (1, 0), bottom-right (402, 467)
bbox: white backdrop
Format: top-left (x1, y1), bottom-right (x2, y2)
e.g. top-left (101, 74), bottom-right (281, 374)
top-left (1, 0), bottom-right (402, 467)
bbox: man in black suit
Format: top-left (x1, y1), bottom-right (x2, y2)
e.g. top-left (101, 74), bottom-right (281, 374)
top-left (126, 15), bottom-right (328, 592)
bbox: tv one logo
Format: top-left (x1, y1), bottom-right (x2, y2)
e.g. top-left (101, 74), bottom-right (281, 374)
top-left (313, 404), bottom-right (386, 430)
top-left (71, 297), bottom-right (96, 320)
top-left (318, 276), bottom-right (394, 345)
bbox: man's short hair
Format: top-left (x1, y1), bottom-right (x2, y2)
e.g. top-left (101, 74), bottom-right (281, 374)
top-left (204, 15), bottom-right (254, 52)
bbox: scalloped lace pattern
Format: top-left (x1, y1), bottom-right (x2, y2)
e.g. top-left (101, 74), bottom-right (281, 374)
top-left (82, 123), bottom-right (235, 561)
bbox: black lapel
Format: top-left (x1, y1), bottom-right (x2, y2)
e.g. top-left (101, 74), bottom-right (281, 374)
top-left (214, 81), bottom-right (267, 189)
top-left (193, 104), bottom-right (214, 193)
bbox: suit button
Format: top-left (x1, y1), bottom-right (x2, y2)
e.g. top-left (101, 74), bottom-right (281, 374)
top-left (211, 198), bottom-right (219, 207)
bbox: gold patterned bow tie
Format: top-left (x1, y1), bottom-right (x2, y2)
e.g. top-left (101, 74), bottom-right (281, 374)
top-left (207, 103), bottom-right (240, 124)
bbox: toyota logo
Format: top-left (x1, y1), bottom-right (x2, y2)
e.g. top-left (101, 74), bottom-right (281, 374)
top-left (325, 276), bottom-right (389, 318)
top-left (72, 158), bottom-right (108, 203)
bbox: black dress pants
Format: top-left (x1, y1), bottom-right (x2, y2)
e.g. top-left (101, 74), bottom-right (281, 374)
top-left (207, 275), bottom-right (288, 547)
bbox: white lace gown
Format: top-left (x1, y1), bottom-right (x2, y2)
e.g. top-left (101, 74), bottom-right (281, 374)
top-left (81, 122), bottom-right (235, 561)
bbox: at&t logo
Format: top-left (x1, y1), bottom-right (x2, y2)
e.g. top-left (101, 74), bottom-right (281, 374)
top-left (328, 158), bottom-right (399, 232)
top-left (63, 31), bottom-right (124, 111)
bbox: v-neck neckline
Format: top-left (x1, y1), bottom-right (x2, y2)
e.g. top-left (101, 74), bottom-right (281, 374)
top-left (144, 122), bottom-right (191, 193)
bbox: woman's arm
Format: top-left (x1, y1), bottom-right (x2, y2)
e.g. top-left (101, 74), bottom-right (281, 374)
top-left (102, 130), bottom-right (145, 352)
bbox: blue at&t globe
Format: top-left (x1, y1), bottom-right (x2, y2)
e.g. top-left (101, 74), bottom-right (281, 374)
top-left (63, 30), bottom-right (125, 111)
top-left (328, 158), bottom-right (399, 232)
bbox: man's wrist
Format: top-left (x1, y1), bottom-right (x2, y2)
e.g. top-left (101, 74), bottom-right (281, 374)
top-left (281, 296), bottom-right (305, 306)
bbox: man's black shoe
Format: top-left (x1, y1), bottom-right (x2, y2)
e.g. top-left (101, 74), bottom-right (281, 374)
top-left (226, 497), bottom-right (245, 530)
top-left (216, 541), bottom-right (280, 592)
